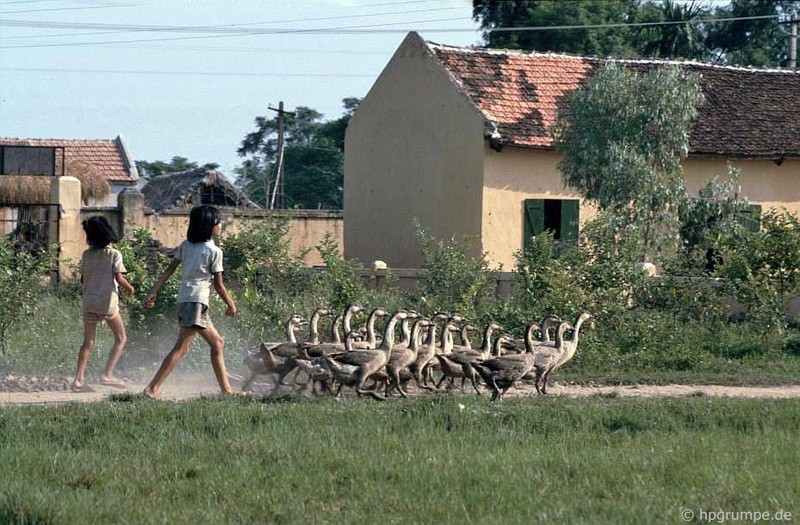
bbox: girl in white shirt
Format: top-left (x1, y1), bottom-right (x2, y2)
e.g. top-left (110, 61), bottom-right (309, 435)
top-left (143, 205), bottom-right (237, 399)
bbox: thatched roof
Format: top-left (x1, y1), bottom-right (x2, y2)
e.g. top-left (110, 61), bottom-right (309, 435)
top-left (0, 161), bottom-right (109, 205)
top-left (141, 168), bottom-right (260, 213)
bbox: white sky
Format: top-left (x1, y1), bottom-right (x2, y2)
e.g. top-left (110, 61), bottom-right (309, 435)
top-left (0, 0), bottom-right (481, 176)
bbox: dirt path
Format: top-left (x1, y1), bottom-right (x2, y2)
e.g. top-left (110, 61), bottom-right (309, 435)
top-left (3, 372), bottom-right (800, 405)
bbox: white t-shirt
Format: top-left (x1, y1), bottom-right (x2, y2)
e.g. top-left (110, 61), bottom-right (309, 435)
top-left (174, 239), bottom-right (224, 305)
top-left (81, 247), bottom-right (126, 316)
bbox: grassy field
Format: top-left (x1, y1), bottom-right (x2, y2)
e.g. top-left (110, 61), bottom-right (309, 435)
top-left (0, 395), bottom-right (797, 525)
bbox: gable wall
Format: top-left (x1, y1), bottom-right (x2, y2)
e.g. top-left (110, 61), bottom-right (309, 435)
top-left (344, 34), bottom-right (486, 268)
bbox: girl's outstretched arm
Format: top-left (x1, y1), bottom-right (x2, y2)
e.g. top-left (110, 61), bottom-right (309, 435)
top-left (213, 272), bottom-right (236, 317)
top-left (115, 273), bottom-right (135, 295)
top-left (144, 259), bottom-right (180, 308)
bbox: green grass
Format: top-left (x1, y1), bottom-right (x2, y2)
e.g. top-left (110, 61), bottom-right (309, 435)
top-left (0, 396), bottom-right (798, 524)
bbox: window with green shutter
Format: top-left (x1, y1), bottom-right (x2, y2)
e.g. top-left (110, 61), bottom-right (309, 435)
top-left (523, 199), bottom-right (579, 246)
top-left (738, 204), bottom-right (762, 233)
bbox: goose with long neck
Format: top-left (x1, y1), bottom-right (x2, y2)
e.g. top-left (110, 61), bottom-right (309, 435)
top-left (241, 315), bottom-right (303, 392)
top-left (408, 314), bottom-right (447, 393)
top-left (452, 321), bottom-right (502, 356)
top-left (330, 310), bottom-right (408, 400)
top-left (350, 306), bottom-right (388, 349)
top-left (469, 334), bottom-right (532, 400)
top-left (529, 320), bottom-right (572, 395)
top-left (539, 312), bottom-right (594, 394)
top-left (301, 304), bottom-right (365, 358)
top-left (385, 318), bottom-right (431, 398)
top-left (437, 322), bottom-right (505, 394)
top-left (459, 324), bottom-right (477, 349)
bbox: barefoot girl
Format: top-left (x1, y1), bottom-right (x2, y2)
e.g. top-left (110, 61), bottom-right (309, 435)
top-left (73, 216), bottom-right (135, 391)
top-left (143, 205), bottom-right (236, 399)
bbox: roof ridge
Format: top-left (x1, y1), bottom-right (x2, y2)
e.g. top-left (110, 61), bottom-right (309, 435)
top-left (425, 40), bottom-right (800, 75)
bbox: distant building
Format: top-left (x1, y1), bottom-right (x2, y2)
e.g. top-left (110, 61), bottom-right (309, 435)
top-left (344, 32), bottom-right (800, 269)
top-left (141, 167), bottom-right (260, 213)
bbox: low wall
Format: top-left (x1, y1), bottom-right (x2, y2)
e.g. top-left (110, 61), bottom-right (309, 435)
top-left (79, 191), bottom-right (342, 267)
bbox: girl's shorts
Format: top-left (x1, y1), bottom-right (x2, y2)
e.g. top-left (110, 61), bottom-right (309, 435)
top-left (83, 312), bottom-right (118, 323)
top-left (178, 302), bottom-right (211, 329)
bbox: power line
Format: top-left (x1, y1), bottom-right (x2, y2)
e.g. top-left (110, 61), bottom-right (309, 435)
top-left (0, 15), bottom-right (474, 48)
top-left (0, 5), bottom-right (462, 42)
top-left (485, 14), bottom-right (780, 33)
top-left (0, 66), bottom-right (377, 77)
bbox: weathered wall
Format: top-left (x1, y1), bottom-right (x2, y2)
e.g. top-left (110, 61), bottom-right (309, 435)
top-left (683, 157), bottom-right (800, 216)
top-left (344, 32), bottom-right (486, 268)
top-left (79, 196), bottom-right (342, 267)
top-left (482, 147), bottom-right (595, 269)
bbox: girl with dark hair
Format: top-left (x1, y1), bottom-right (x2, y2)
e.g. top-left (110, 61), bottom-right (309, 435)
top-left (73, 216), bottom-right (135, 391)
top-left (143, 205), bottom-right (237, 399)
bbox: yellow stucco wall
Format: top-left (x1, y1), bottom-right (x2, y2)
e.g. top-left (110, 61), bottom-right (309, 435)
top-left (344, 32), bottom-right (486, 268)
top-left (480, 152), bottom-right (800, 269)
top-left (482, 147), bottom-right (592, 269)
top-left (683, 157), bottom-right (800, 216)
top-left (138, 211), bottom-right (342, 267)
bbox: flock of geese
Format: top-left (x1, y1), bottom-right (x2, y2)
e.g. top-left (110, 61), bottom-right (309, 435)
top-left (242, 305), bottom-right (594, 401)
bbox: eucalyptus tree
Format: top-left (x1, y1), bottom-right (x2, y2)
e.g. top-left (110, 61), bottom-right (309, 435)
top-left (553, 62), bottom-right (704, 263)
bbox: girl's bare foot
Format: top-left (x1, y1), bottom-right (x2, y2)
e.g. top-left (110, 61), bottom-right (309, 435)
top-left (142, 387), bottom-right (158, 400)
top-left (100, 376), bottom-right (126, 388)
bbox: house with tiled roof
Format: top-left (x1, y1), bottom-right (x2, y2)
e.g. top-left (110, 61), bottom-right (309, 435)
top-left (344, 31), bottom-right (800, 269)
top-left (0, 135), bottom-right (138, 206)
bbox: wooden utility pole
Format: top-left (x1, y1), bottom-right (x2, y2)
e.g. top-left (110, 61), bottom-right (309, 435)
top-left (267, 101), bottom-right (295, 209)
top-left (782, 10), bottom-right (798, 71)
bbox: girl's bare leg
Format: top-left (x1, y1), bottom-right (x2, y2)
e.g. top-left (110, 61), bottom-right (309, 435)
top-left (144, 327), bottom-right (197, 399)
top-left (73, 321), bottom-right (98, 389)
top-left (196, 325), bottom-right (233, 394)
top-left (101, 314), bottom-right (127, 382)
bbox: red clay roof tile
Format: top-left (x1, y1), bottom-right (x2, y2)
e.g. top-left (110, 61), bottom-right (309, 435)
top-left (427, 42), bottom-right (800, 158)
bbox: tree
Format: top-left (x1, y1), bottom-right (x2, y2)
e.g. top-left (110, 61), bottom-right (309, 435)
top-left (706, 0), bottom-right (800, 67)
top-left (633, 0), bottom-right (710, 59)
top-left (553, 62), bottom-right (704, 263)
top-left (135, 156), bottom-right (219, 180)
top-left (236, 98), bottom-right (361, 210)
top-left (473, 0), bottom-right (799, 67)
top-left (473, 0), bottom-right (641, 57)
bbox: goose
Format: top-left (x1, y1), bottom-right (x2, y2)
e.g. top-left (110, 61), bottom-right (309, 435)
top-left (385, 318), bottom-right (431, 398)
top-left (537, 312), bottom-right (594, 394)
top-left (328, 310), bottom-right (408, 400)
top-left (530, 320), bottom-right (573, 395)
top-left (301, 303), bottom-right (364, 358)
top-left (503, 315), bottom-right (560, 354)
top-left (349, 306), bottom-right (388, 349)
top-left (394, 311), bottom-right (421, 349)
top-left (407, 314), bottom-right (448, 393)
top-left (471, 333), bottom-right (535, 401)
top-left (451, 321), bottom-right (502, 356)
top-left (269, 307), bottom-right (337, 393)
top-left (458, 323), bottom-right (477, 349)
top-left (321, 331), bottom-right (364, 397)
top-left (435, 324), bottom-right (505, 394)
top-left (241, 314), bottom-right (304, 392)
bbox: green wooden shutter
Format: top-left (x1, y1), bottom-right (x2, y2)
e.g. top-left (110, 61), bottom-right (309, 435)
top-left (524, 199), bottom-right (544, 246)
top-left (560, 199), bottom-right (580, 242)
top-left (738, 204), bottom-right (762, 233)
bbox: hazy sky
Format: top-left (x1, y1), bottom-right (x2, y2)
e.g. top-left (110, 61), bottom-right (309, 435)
top-left (0, 0), bottom-right (481, 177)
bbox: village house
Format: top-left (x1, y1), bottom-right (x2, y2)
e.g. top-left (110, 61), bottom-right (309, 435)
top-left (344, 32), bottom-right (800, 270)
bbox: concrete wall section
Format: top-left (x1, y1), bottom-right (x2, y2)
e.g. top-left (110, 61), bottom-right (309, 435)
top-left (344, 32), bottom-right (486, 268)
